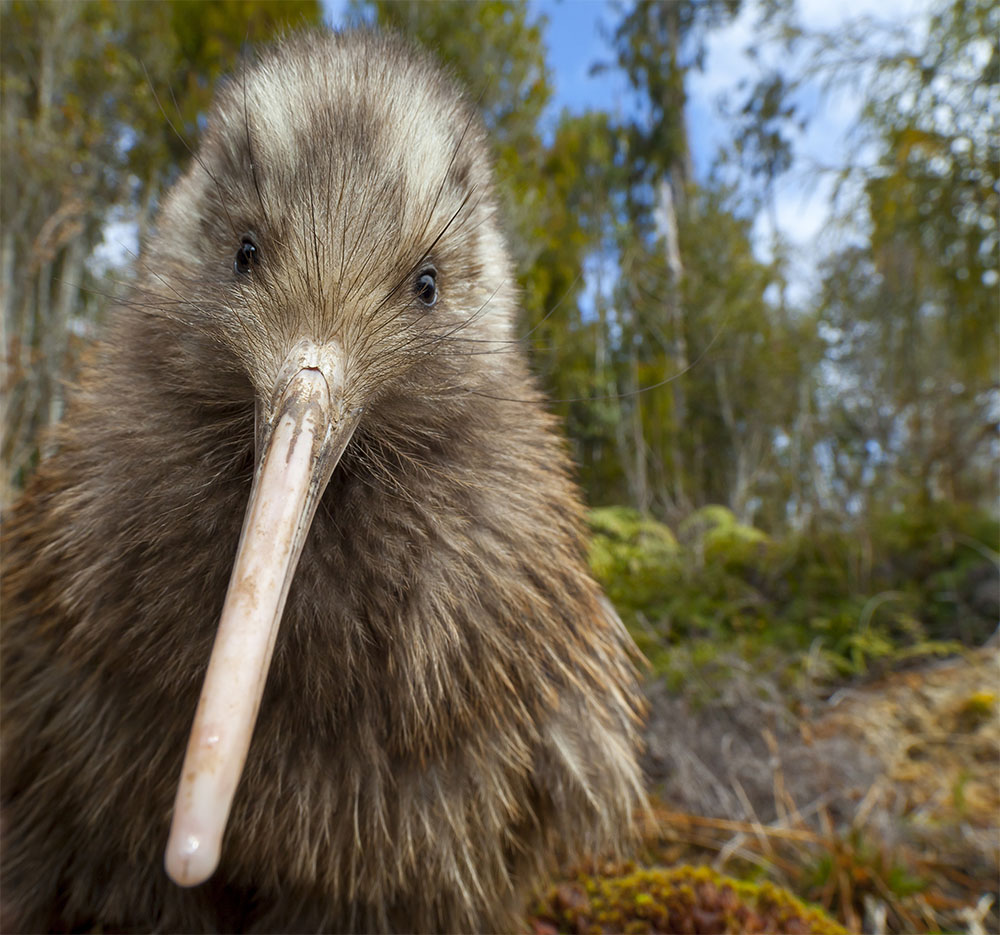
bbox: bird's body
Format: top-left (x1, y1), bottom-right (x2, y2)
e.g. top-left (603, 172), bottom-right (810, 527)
top-left (1, 31), bottom-right (644, 933)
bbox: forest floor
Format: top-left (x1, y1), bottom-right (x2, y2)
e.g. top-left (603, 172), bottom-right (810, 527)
top-left (534, 644), bottom-right (999, 934)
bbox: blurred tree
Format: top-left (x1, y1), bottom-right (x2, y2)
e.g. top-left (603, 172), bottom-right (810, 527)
top-left (601, 0), bottom-right (742, 518)
top-left (719, 62), bottom-right (819, 527)
top-left (813, 0), bottom-right (998, 513)
top-left (1, 0), bottom-right (320, 502)
top-left (677, 186), bottom-right (820, 528)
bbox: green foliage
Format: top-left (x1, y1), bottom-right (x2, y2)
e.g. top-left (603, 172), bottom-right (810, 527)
top-left (681, 505), bottom-right (770, 564)
top-left (587, 508), bottom-right (679, 665)
top-left (533, 864), bottom-right (846, 935)
top-left (588, 500), bottom-right (998, 689)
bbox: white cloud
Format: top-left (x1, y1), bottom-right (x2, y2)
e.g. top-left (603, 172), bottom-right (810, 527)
top-left (797, 0), bottom-right (928, 28)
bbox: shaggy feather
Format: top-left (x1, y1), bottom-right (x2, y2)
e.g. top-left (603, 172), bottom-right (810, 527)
top-left (1, 30), bottom-right (645, 933)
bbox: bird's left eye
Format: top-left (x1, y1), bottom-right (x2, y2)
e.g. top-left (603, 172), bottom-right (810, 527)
top-left (415, 269), bottom-right (437, 307)
top-left (234, 237), bottom-right (259, 275)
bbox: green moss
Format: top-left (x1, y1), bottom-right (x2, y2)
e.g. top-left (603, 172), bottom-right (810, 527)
top-left (955, 690), bottom-right (997, 731)
top-left (960, 690), bottom-right (996, 717)
top-left (533, 864), bottom-right (847, 935)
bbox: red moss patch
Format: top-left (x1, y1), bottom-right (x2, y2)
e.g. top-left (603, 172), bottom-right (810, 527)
top-left (532, 864), bottom-right (847, 935)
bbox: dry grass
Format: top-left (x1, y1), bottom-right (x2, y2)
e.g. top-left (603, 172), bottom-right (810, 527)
top-left (636, 646), bottom-right (999, 934)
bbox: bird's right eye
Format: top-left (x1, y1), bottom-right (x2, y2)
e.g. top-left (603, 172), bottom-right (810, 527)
top-left (234, 237), bottom-right (259, 274)
top-left (415, 268), bottom-right (438, 307)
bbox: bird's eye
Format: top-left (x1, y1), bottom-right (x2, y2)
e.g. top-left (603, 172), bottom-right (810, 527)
top-left (415, 269), bottom-right (437, 307)
top-left (234, 237), bottom-right (258, 275)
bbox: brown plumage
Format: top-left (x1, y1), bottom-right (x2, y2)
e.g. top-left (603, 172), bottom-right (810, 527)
top-left (1, 30), bottom-right (645, 934)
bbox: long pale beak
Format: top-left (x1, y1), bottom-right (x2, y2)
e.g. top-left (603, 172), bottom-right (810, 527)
top-left (164, 348), bottom-right (358, 887)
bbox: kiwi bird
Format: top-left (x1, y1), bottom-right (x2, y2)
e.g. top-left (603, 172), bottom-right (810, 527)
top-left (1, 30), bottom-right (644, 934)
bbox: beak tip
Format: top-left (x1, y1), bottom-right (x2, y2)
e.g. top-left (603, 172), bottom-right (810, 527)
top-left (165, 830), bottom-right (219, 888)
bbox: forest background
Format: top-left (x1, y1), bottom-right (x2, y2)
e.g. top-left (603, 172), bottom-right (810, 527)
top-left (2, 0), bottom-right (997, 932)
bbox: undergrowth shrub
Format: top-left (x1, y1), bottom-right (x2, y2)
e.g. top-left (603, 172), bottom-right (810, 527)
top-left (588, 501), bottom-right (998, 688)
